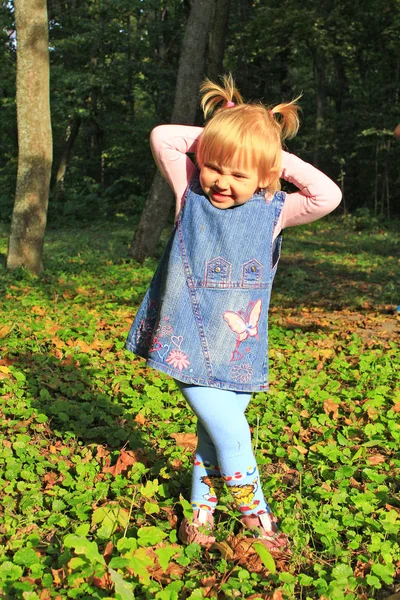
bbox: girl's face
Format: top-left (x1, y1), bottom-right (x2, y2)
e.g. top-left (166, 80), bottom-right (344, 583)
top-left (200, 161), bottom-right (264, 209)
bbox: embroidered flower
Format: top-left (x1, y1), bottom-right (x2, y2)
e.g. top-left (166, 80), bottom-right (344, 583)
top-left (231, 363), bottom-right (253, 383)
top-left (136, 318), bottom-right (153, 349)
top-left (166, 349), bottom-right (190, 370)
top-left (156, 324), bottom-right (174, 337)
top-left (149, 336), bottom-right (162, 353)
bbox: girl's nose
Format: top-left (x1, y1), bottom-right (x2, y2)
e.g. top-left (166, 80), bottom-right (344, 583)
top-left (214, 176), bottom-right (229, 190)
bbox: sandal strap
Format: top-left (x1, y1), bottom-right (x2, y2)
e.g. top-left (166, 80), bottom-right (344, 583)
top-left (241, 512), bottom-right (290, 552)
top-left (178, 509), bottom-right (215, 547)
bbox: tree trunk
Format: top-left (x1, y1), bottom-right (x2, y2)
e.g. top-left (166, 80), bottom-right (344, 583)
top-left (131, 0), bottom-right (215, 262)
top-left (53, 113), bottom-right (81, 198)
top-left (126, 13), bottom-right (135, 120)
top-left (313, 56), bottom-right (326, 168)
top-left (206, 0), bottom-right (230, 82)
top-left (7, 0), bottom-right (52, 275)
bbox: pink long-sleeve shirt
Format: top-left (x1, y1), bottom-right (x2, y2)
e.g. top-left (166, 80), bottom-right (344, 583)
top-left (150, 125), bottom-right (342, 240)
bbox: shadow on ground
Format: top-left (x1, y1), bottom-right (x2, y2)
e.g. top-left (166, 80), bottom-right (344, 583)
top-left (9, 351), bottom-right (149, 452)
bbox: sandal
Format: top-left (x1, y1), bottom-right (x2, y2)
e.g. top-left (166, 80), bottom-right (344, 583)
top-left (241, 512), bottom-right (290, 553)
top-left (178, 509), bottom-right (215, 547)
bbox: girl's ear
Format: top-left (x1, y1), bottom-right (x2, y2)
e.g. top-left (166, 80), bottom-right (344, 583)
top-left (259, 165), bottom-right (280, 188)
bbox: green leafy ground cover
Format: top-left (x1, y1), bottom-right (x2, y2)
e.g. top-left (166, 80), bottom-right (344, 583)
top-left (0, 218), bottom-right (399, 600)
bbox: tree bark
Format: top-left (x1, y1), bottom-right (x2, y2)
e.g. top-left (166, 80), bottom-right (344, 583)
top-left (313, 55), bottom-right (326, 168)
top-left (7, 0), bottom-right (52, 275)
top-left (206, 0), bottom-right (230, 82)
top-left (53, 113), bottom-right (81, 198)
top-left (131, 0), bottom-right (215, 262)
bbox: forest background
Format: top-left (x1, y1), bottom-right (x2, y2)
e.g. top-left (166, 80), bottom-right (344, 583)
top-left (0, 1), bottom-right (400, 599)
top-left (1, 0), bottom-right (400, 239)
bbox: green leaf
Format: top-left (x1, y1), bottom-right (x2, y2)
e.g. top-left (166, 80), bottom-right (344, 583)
top-left (331, 563), bottom-right (353, 586)
top-left (75, 523), bottom-right (90, 537)
top-left (380, 510), bottom-right (399, 534)
top-left (127, 550), bottom-right (153, 585)
top-left (187, 590), bottom-right (205, 599)
top-left (137, 526), bottom-right (167, 547)
top-left (117, 538), bottom-right (138, 553)
top-left (298, 573), bottom-right (313, 586)
top-left (336, 432), bottom-right (349, 446)
top-left (140, 479), bottom-right (160, 498)
top-left (165, 581), bottom-right (184, 593)
top-left (155, 546), bottom-right (177, 572)
top-left (144, 501), bottom-right (160, 515)
top-left (63, 535), bottom-right (106, 565)
top-left (13, 548), bottom-right (41, 567)
top-left (68, 557), bottom-right (87, 570)
top-left (366, 574), bottom-right (382, 589)
top-left (179, 495), bottom-right (194, 521)
top-left (92, 505), bottom-right (129, 538)
top-left (371, 562), bottom-right (394, 585)
top-left (253, 542), bottom-right (276, 574)
top-left (278, 571), bottom-right (296, 583)
top-left (0, 561), bottom-right (23, 581)
top-left (109, 567), bottom-right (135, 600)
top-left (108, 557), bottom-right (130, 569)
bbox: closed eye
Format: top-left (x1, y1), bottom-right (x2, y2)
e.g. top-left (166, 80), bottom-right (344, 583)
top-left (205, 163), bottom-right (221, 173)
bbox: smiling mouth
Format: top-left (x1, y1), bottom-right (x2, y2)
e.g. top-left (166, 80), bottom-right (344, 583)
top-left (211, 190), bottom-right (232, 201)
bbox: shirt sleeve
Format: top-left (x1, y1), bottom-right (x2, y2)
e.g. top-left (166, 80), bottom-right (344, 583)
top-left (275, 150), bottom-right (342, 236)
top-left (150, 125), bottom-right (203, 218)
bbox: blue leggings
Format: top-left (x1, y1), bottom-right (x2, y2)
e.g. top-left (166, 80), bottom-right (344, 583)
top-left (177, 383), bottom-right (270, 516)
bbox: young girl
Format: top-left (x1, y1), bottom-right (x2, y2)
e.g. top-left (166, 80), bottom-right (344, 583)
top-left (126, 75), bottom-right (342, 551)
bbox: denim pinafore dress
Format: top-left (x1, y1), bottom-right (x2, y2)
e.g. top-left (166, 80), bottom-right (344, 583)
top-left (126, 172), bottom-right (285, 392)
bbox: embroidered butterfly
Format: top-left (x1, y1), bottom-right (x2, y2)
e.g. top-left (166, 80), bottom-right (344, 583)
top-left (223, 299), bottom-right (262, 362)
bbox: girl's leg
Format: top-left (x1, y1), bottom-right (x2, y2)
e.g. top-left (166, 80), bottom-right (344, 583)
top-left (178, 384), bottom-right (269, 517)
top-left (191, 419), bottom-right (221, 513)
top-left (179, 384), bottom-right (289, 550)
top-left (190, 390), bottom-right (252, 515)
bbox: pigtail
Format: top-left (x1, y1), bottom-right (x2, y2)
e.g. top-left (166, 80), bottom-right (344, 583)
top-left (200, 73), bottom-right (244, 119)
top-left (270, 96), bottom-right (302, 140)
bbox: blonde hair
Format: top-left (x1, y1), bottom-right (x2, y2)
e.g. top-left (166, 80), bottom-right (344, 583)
top-left (197, 74), bottom-right (301, 193)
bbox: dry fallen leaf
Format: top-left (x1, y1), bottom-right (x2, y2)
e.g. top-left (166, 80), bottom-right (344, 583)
top-left (270, 591), bottom-right (284, 600)
top-left (103, 449), bottom-right (142, 476)
top-left (103, 540), bottom-right (114, 562)
top-left (51, 568), bottom-right (64, 586)
top-left (349, 477), bottom-right (363, 491)
top-left (92, 572), bottom-right (112, 590)
top-left (43, 472), bottom-right (62, 490)
top-left (96, 445), bottom-right (110, 459)
top-left (160, 506), bottom-right (178, 527)
top-left (212, 540), bottom-right (235, 561)
top-left (294, 445), bottom-right (308, 455)
top-left (170, 459), bottom-right (183, 470)
top-left (354, 560), bottom-right (371, 578)
top-left (170, 432), bottom-right (197, 451)
top-left (0, 325), bottom-right (11, 338)
top-left (367, 453), bottom-right (386, 465)
top-left (323, 398), bottom-right (340, 419)
top-left (135, 413), bottom-right (147, 426)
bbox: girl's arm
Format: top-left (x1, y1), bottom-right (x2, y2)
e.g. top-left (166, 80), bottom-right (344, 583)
top-left (150, 125), bottom-right (203, 218)
top-left (276, 151), bottom-right (342, 235)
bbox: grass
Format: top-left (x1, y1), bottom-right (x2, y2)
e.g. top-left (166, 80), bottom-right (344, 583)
top-left (0, 216), bottom-right (399, 599)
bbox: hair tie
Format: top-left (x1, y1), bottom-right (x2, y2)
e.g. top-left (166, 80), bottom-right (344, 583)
top-left (226, 101), bottom-right (235, 108)
top-left (269, 109), bottom-right (275, 116)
